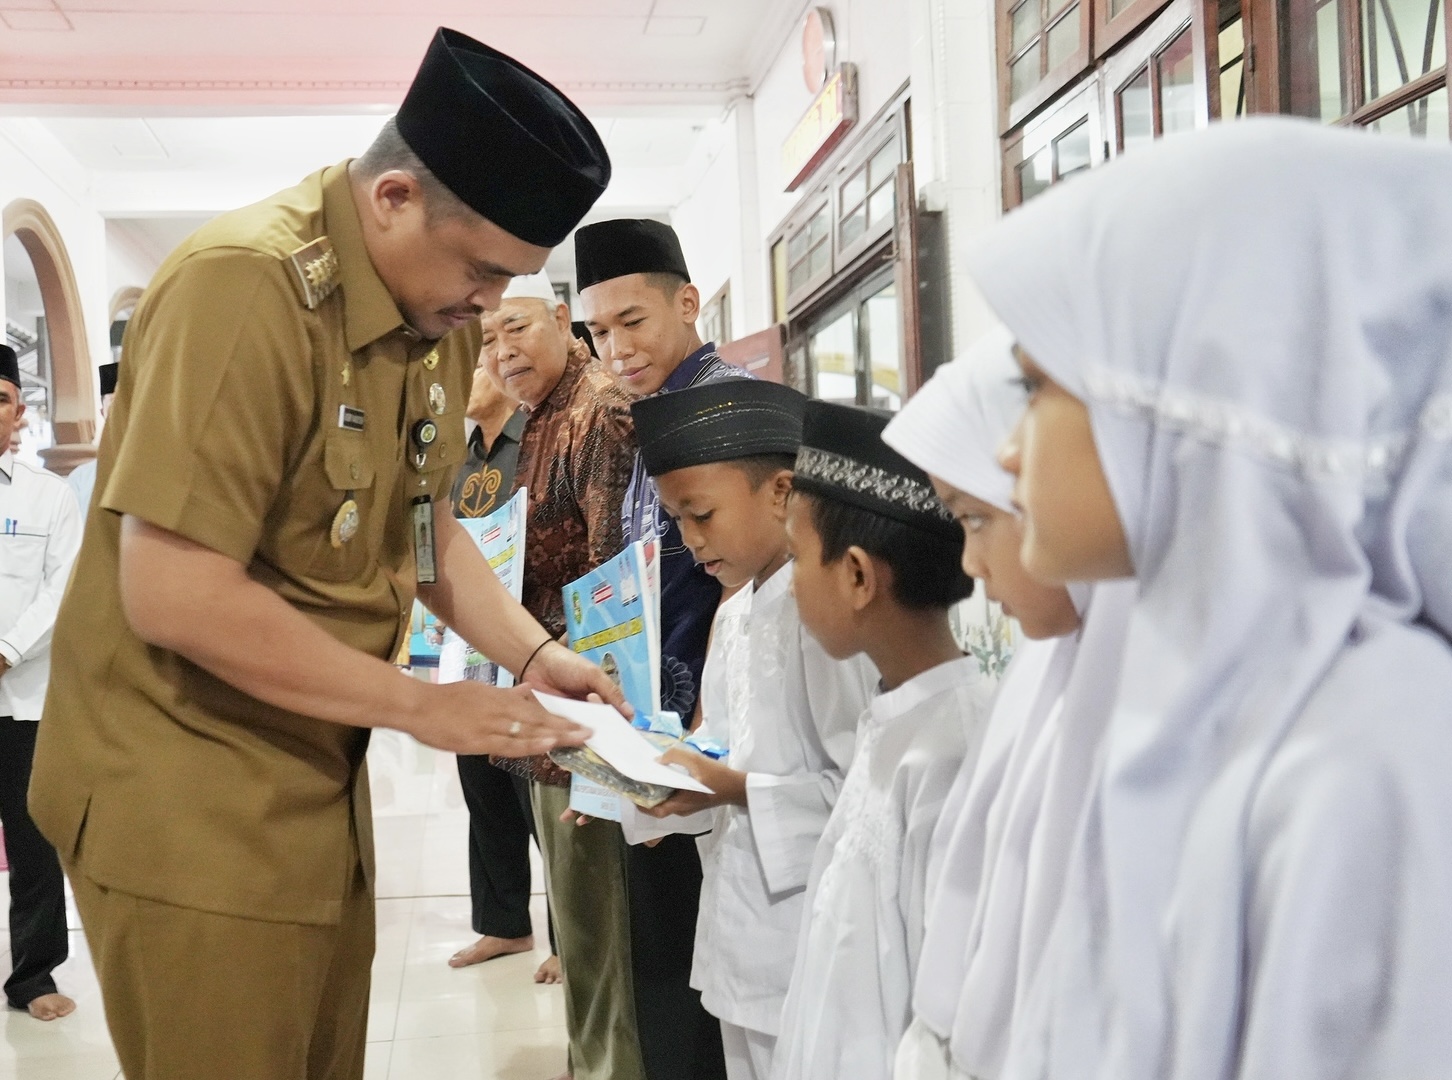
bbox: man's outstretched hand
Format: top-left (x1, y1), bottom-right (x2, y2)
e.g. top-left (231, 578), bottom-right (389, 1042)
top-left (523, 641), bottom-right (634, 719)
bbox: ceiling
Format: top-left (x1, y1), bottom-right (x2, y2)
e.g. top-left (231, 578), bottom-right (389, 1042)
top-left (0, 0), bottom-right (807, 108)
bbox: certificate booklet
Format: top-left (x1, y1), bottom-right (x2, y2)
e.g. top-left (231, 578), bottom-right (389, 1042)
top-left (438, 489), bottom-right (528, 688)
top-left (407, 602), bottom-right (446, 669)
top-left (557, 540), bottom-right (664, 819)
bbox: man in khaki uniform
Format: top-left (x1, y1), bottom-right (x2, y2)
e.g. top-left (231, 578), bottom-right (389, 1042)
top-left (30, 28), bottom-right (616, 1080)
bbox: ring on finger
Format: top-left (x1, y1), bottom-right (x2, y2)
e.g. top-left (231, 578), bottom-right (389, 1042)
top-left (509, 720), bottom-right (522, 736)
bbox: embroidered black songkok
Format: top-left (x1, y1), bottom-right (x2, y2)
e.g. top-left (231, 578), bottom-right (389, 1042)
top-left (794, 400), bottom-right (961, 541)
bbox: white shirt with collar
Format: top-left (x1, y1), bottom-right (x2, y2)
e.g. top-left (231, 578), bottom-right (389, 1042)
top-left (0, 449), bottom-right (83, 721)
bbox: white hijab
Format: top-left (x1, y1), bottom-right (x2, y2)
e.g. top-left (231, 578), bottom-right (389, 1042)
top-left (967, 119), bottom-right (1452, 1080)
top-left (884, 334), bottom-right (1134, 1077)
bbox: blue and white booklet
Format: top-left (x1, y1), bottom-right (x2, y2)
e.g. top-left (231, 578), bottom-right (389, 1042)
top-left (558, 539), bottom-right (669, 820)
top-left (438, 488), bottom-right (528, 687)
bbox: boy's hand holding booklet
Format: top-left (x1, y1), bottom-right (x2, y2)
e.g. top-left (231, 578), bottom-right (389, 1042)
top-left (535, 692), bottom-right (712, 808)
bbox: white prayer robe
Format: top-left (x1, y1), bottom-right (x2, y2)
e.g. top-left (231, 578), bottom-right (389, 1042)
top-left (773, 655), bottom-right (993, 1080)
top-left (690, 565), bottom-right (879, 1041)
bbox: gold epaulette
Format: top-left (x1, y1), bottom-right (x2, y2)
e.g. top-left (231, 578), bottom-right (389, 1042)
top-left (285, 237), bottom-right (340, 310)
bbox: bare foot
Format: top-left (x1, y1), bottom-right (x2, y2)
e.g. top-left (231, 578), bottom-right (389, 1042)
top-left (448, 934), bottom-right (534, 969)
top-left (26, 994), bottom-right (75, 1021)
top-left (534, 954), bottom-right (562, 985)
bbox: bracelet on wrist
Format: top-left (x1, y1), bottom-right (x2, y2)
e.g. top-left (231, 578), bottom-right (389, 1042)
top-left (519, 638), bottom-right (554, 681)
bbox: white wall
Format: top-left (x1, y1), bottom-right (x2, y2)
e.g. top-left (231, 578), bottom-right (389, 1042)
top-left (909, 0), bottom-right (1007, 355)
top-left (666, 0), bottom-right (916, 341)
top-left (753, 0), bottom-right (913, 246)
top-left (1, 119), bottom-right (113, 438)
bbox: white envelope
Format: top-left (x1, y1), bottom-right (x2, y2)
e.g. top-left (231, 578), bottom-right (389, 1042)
top-left (533, 692), bottom-right (713, 794)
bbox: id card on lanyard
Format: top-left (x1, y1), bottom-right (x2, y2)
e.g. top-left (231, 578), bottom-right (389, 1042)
top-left (413, 496), bottom-right (438, 585)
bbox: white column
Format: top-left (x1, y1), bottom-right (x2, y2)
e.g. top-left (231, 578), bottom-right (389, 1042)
top-left (909, 0), bottom-right (1006, 356)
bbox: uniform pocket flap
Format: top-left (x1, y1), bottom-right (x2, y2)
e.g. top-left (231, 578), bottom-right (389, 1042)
top-left (324, 436), bottom-right (376, 490)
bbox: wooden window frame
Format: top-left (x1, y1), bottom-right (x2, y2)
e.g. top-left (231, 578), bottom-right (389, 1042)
top-left (1002, 73), bottom-right (1107, 208)
top-left (781, 193), bottom-right (835, 312)
top-left (1256, 0), bottom-right (1449, 133)
top-left (1098, 0), bottom-right (1182, 54)
top-left (835, 127), bottom-right (904, 269)
top-left (1103, 0), bottom-right (1210, 152)
top-left (1000, 0), bottom-right (1095, 131)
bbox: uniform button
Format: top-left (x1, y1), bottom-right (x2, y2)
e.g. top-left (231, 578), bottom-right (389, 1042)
top-left (438, 442), bottom-right (448, 456)
top-left (349, 462), bottom-right (361, 481)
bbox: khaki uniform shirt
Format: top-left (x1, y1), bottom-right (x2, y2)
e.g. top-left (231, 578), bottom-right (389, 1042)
top-left (32, 162), bottom-right (478, 925)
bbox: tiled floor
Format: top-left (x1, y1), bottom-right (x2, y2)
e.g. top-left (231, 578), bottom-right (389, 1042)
top-left (0, 730), bottom-right (567, 1079)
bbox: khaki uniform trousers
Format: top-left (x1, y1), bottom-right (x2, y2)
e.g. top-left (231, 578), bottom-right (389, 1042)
top-left (67, 859), bottom-right (373, 1080)
top-left (532, 781), bottom-right (646, 1080)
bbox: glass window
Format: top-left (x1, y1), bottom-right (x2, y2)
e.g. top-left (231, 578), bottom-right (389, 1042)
top-left (1370, 84), bottom-right (1450, 136)
top-left (1219, 18), bottom-right (1247, 118)
top-left (1157, 27), bottom-right (1198, 135)
top-left (1048, 5), bottom-right (1083, 69)
top-left (868, 182), bottom-right (896, 229)
top-left (841, 206), bottom-right (868, 248)
top-left (1364, 0), bottom-right (1446, 100)
top-left (1119, 66), bottom-right (1155, 150)
top-left (863, 283), bottom-right (904, 410)
top-left (842, 168), bottom-right (868, 213)
top-left (787, 204), bottom-right (832, 296)
top-left (1012, 0), bottom-right (1045, 49)
top-left (1011, 42), bottom-right (1044, 100)
top-left (870, 140), bottom-right (900, 187)
top-left (1017, 145), bottom-right (1055, 201)
top-left (1055, 119), bottom-right (1093, 176)
top-left (810, 308), bottom-right (859, 404)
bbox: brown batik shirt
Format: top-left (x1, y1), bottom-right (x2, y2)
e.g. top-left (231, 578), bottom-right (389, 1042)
top-left (514, 352), bottom-right (637, 638)
top-left (499, 352), bottom-right (636, 785)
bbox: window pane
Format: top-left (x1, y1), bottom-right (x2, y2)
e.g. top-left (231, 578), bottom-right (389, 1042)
top-left (1364, 0), bottom-right (1446, 101)
top-left (808, 206), bottom-right (830, 244)
top-left (1046, 5), bottom-right (1081, 70)
top-left (1157, 27), bottom-right (1198, 135)
top-left (1011, 42), bottom-right (1043, 102)
top-left (1282, 0), bottom-right (1350, 120)
top-left (1119, 67), bottom-right (1154, 151)
top-left (870, 138), bottom-right (900, 186)
top-left (841, 206), bottom-right (867, 248)
top-left (1220, 18), bottom-right (1247, 118)
top-left (1054, 119), bottom-right (1092, 177)
top-left (842, 166), bottom-right (868, 212)
top-left (1017, 145), bottom-right (1054, 201)
top-left (1110, 0), bottom-right (1134, 19)
top-left (868, 182), bottom-right (896, 228)
top-left (864, 283), bottom-right (904, 411)
top-left (809, 241), bottom-right (831, 278)
top-left (1011, 0), bottom-right (1044, 51)
top-left (1369, 85), bottom-right (1450, 137)
top-left (787, 229), bottom-right (808, 263)
top-left (811, 308), bottom-right (859, 405)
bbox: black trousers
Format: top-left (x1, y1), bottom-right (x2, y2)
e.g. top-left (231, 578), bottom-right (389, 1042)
top-left (627, 834), bottom-right (727, 1080)
top-left (0, 717), bottom-right (68, 1008)
top-left (457, 754), bottom-right (554, 950)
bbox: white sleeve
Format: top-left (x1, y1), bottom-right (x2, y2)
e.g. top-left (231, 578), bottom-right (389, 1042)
top-left (747, 634), bottom-right (877, 897)
top-left (0, 481), bottom-right (81, 665)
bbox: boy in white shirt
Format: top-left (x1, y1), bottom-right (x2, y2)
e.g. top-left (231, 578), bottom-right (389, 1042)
top-left (628, 380), bottom-right (878, 1080)
top-left (771, 402), bottom-right (991, 1080)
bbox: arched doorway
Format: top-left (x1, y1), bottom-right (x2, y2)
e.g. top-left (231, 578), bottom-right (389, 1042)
top-left (3, 199), bottom-right (95, 474)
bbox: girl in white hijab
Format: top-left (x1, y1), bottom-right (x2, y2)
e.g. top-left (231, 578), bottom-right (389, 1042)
top-left (968, 118), bottom-right (1452, 1080)
top-left (881, 331), bottom-right (1136, 1080)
